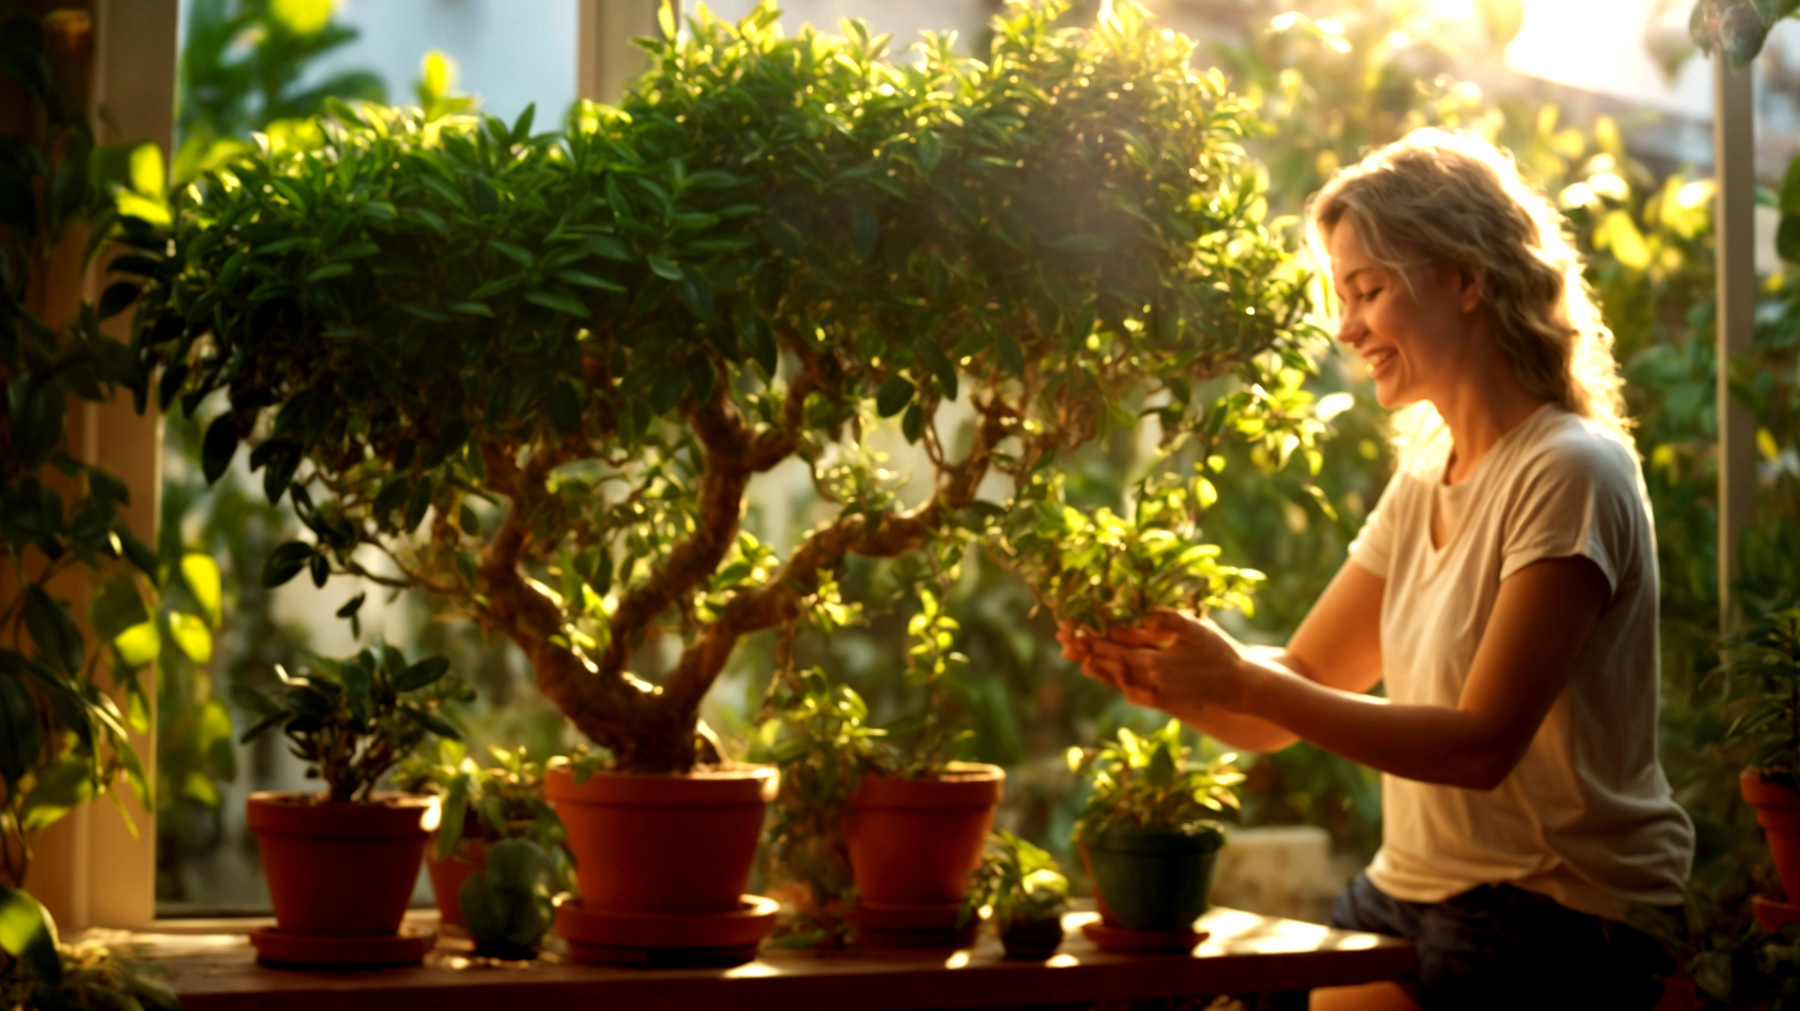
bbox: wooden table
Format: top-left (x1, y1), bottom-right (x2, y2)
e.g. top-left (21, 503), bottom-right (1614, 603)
top-left (122, 907), bottom-right (1413, 1011)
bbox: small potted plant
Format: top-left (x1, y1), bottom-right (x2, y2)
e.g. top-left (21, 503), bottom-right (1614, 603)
top-left (960, 831), bottom-right (1071, 960)
top-left (235, 647), bottom-right (467, 966)
top-left (1069, 719), bottom-right (1242, 951)
top-left (1723, 605), bottom-right (1800, 931)
top-left (753, 582), bottom-right (1004, 949)
top-left (395, 741), bottom-right (570, 943)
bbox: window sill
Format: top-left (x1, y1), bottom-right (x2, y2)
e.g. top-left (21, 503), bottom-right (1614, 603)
top-left (100, 907), bottom-right (1412, 1011)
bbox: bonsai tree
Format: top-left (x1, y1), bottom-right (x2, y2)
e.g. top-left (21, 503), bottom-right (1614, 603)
top-left (235, 647), bottom-right (467, 802)
top-left (129, 0), bottom-right (1317, 774)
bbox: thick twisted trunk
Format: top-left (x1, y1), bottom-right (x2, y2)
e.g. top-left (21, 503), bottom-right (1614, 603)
top-left (474, 380), bottom-right (1012, 774)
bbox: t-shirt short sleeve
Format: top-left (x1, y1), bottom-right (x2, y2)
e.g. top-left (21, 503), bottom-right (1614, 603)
top-left (1498, 432), bottom-right (1635, 594)
top-left (1347, 471), bottom-right (1406, 578)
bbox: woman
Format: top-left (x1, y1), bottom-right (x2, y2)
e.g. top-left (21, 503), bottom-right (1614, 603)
top-left (1064, 129), bottom-right (1692, 1010)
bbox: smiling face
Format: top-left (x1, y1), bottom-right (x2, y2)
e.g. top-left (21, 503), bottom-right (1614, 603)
top-left (1326, 216), bottom-right (1483, 411)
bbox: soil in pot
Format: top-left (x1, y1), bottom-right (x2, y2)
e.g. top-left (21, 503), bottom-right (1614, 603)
top-left (246, 791), bottom-right (437, 937)
top-left (1083, 823), bottom-right (1224, 932)
top-left (845, 762), bottom-right (1004, 907)
top-left (1743, 769), bottom-right (1800, 899)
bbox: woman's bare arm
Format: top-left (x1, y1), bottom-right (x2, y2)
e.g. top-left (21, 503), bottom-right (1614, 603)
top-left (1064, 560), bottom-right (1388, 753)
top-left (1093, 555), bottom-right (1609, 789)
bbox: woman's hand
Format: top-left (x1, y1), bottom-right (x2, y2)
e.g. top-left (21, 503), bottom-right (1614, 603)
top-left (1060, 611), bottom-right (1256, 712)
top-left (1082, 610), bottom-right (1256, 712)
top-left (1057, 619), bottom-right (1171, 707)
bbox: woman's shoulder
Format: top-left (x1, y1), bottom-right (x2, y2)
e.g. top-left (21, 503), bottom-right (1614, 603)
top-left (1504, 402), bottom-right (1648, 507)
top-left (1509, 408), bottom-right (1642, 492)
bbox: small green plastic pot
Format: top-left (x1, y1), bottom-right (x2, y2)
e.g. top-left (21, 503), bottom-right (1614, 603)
top-left (1083, 824), bottom-right (1224, 931)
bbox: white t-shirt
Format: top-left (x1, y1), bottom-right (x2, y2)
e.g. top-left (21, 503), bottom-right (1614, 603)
top-left (1346, 405), bottom-right (1693, 921)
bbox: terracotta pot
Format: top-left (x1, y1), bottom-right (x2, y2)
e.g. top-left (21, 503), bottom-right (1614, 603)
top-left (1743, 769), bottom-right (1800, 899)
top-left (1000, 916), bottom-right (1064, 960)
top-left (425, 842), bottom-right (486, 928)
top-left (845, 763), bottom-right (1004, 907)
top-left (1084, 824), bottom-right (1223, 931)
top-left (247, 791), bottom-right (437, 936)
top-left (546, 766), bottom-right (777, 914)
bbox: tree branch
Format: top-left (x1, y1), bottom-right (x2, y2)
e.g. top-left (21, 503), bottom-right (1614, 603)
top-left (600, 375), bottom-right (753, 682)
top-left (662, 396), bottom-right (1015, 712)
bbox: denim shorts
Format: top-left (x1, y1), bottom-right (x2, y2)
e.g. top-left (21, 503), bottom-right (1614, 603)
top-left (1329, 873), bottom-right (1671, 1011)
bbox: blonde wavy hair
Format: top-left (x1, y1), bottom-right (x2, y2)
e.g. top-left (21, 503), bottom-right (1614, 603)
top-left (1307, 128), bottom-right (1632, 469)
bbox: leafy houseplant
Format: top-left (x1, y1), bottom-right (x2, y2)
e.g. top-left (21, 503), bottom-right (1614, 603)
top-left (960, 831), bottom-right (1071, 960)
top-left (1724, 606), bottom-right (1800, 912)
top-left (0, 4), bottom-right (196, 1004)
top-left (395, 741), bottom-right (569, 951)
top-left (237, 648), bottom-right (464, 954)
top-left (1070, 720), bottom-right (1242, 934)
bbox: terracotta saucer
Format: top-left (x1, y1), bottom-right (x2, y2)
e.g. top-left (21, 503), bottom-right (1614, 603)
top-left (1081, 920), bottom-right (1209, 954)
top-left (249, 926), bottom-right (433, 968)
top-left (556, 895), bottom-right (776, 967)
top-left (1754, 895), bottom-right (1800, 933)
top-left (852, 902), bottom-right (979, 950)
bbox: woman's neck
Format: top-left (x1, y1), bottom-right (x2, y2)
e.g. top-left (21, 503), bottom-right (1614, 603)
top-left (1432, 338), bottom-right (1552, 485)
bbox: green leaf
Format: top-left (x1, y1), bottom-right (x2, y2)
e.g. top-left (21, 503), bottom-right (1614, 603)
top-left (97, 280), bottom-right (142, 320)
top-left (21, 757), bottom-right (94, 834)
top-left (181, 553), bottom-right (223, 627)
top-left (558, 269), bottom-right (626, 292)
top-left (201, 415), bottom-right (238, 484)
top-left (168, 612), bottom-right (213, 664)
top-left (89, 573), bottom-right (147, 641)
top-left (1778, 213), bottom-right (1800, 264)
top-left (263, 540), bottom-right (314, 588)
top-left (403, 707), bottom-right (462, 740)
top-left (646, 254), bottom-right (683, 280)
top-left (995, 332), bottom-right (1024, 376)
top-left (395, 656), bottom-right (450, 692)
top-left (523, 288), bottom-right (588, 317)
top-left (851, 204), bottom-right (878, 260)
top-left (0, 887), bottom-right (61, 985)
top-left (23, 587), bottom-right (82, 675)
top-left (406, 477), bottom-right (434, 530)
top-left (304, 262), bottom-right (353, 283)
top-left (113, 621), bottom-right (159, 668)
top-left (913, 338), bottom-right (957, 400)
top-left (876, 376), bottom-right (915, 417)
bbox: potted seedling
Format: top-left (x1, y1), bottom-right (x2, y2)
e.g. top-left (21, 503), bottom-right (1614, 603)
top-left (1722, 605), bottom-right (1800, 932)
top-left (395, 741), bottom-right (570, 952)
top-left (1069, 719), bottom-right (1242, 952)
top-left (130, 0), bottom-right (1312, 966)
top-left (234, 647), bottom-right (467, 966)
top-left (960, 831), bottom-right (1071, 960)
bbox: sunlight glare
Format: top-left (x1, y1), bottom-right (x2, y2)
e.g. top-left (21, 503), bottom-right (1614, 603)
top-left (944, 950), bottom-right (972, 969)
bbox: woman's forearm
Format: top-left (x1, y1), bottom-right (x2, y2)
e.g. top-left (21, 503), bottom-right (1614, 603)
top-left (1167, 696), bottom-right (1300, 753)
top-left (1236, 655), bottom-right (1520, 790)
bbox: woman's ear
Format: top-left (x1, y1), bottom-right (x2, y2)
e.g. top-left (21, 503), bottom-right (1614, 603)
top-left (1455, 262), bottom-right (1484, 313)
